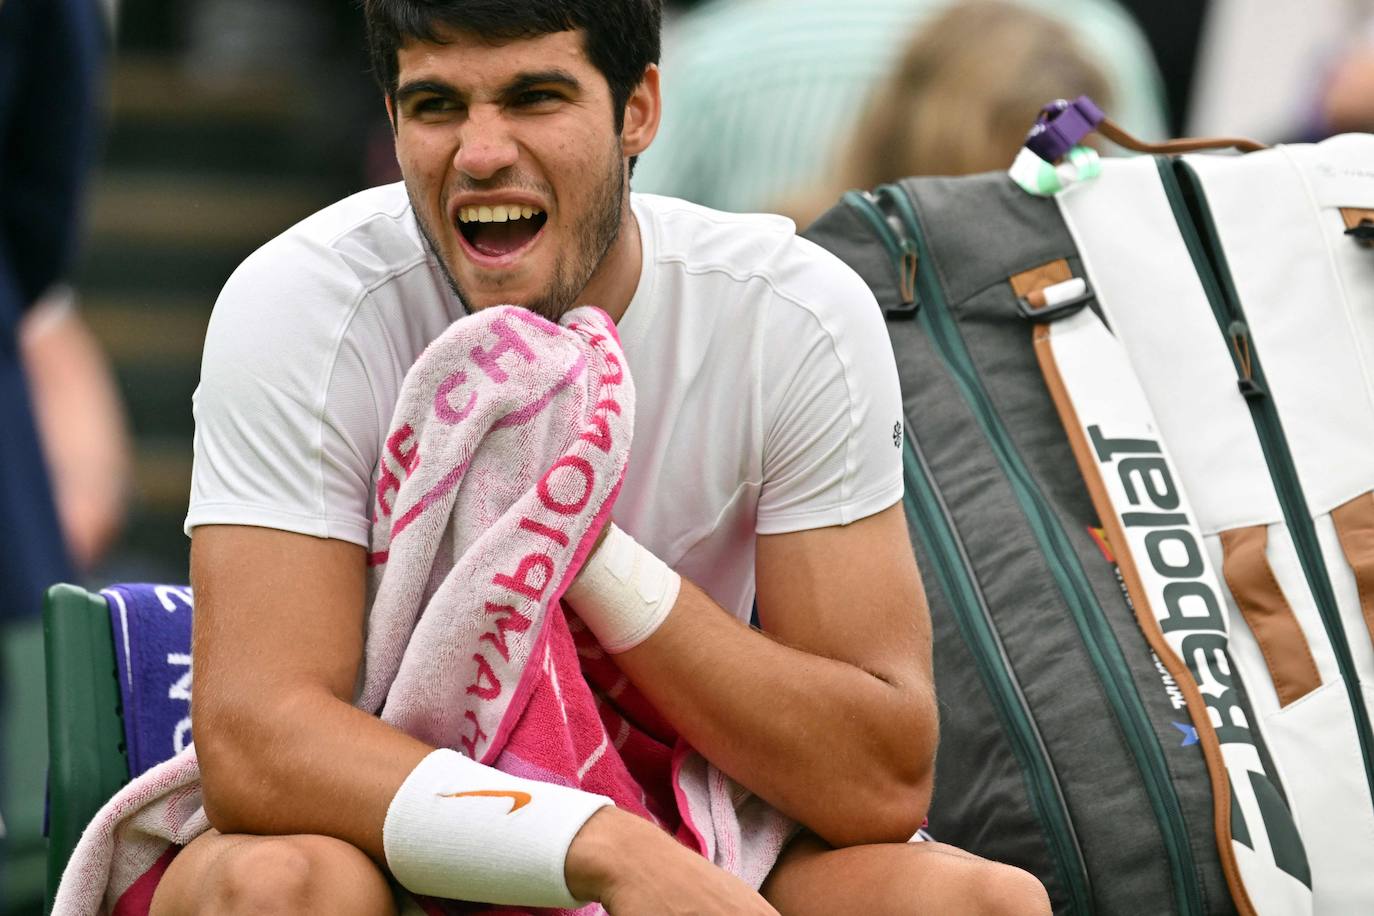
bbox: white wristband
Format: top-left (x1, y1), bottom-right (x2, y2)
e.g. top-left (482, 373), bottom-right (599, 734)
top-left (565, 524), bottom-right (681, 653)
top-left (383, 749), bottom-right (612, 907)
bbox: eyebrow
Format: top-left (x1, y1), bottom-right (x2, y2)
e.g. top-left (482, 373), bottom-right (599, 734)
top-left (395, 69), bottom-right (583, 106)
top-left (395, 79), bottom-right (459, 104)
top-left (501, 69), bottom-right (583, 98)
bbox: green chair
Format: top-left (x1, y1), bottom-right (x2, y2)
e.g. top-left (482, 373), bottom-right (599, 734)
top-left (1, 616), bottom-right (51, 915)
top-left (41, 583), bottom-right (130, 912)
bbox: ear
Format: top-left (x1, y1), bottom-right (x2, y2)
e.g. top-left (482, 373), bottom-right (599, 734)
top-left (621, 64), bottom-right (662, 158)
top-left (384, 94), bottom-right (398, 134)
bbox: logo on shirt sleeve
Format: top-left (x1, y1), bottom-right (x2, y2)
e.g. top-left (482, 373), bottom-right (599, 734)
top-left (893, 421), bottom-right (904, 448)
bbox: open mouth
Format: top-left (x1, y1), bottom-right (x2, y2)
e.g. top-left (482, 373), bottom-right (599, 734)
top-left (456, 204), bottom-right (548, 261)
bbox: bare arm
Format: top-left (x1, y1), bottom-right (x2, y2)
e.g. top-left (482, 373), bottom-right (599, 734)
top-left (191, 524), bottom-right (775, 912)
top-left (594, 502), bottom-right (937, 848)
top-left (20, 294), bottom-right (132, 571)
top-left (190, 525), bottom-right (432, 859)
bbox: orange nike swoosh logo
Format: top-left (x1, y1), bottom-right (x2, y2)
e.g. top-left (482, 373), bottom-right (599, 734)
top-left (439, 790), bottom-right (532, 813)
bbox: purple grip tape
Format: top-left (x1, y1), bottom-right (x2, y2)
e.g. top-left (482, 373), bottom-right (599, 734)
top-left (1024, 95), bottom-right (1105, 162)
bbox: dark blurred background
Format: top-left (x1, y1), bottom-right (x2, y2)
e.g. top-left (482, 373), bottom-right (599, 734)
top-left (75, 0), bottom-right (375, 581)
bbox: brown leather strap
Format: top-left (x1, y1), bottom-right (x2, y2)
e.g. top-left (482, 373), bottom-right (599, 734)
top-left (1010, 259), bottom-right (1073, 309)
top-left (1031, 323), bottom-right (1259, 916)
top-left (1341, 208), bottom-right (1374, 231)
top-left (1219, 527), bottom-right (1322, 707)
top-left (1332, 492), bottom-right (1374, 646)
top-left (1097, 118), bottom-right (1267, 156)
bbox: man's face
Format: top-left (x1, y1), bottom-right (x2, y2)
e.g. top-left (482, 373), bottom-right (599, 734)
top-left (390, 29), bottom-right (629, 319)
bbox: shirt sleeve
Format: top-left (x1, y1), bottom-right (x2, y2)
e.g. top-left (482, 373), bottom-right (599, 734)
top-left (184, 235), bottom-right (381, 547)
top-left (755, 239), bottom-right (904, 535)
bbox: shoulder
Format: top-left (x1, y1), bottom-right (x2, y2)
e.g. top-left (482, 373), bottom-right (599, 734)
top-left (635, 193), bottom-right (879, 324)
top-left (635, 194), bottom-right (872, 298)
top-left (204, 183), bottom-right (446, 364)
top-left (221, 182), bottom-right (426, 302)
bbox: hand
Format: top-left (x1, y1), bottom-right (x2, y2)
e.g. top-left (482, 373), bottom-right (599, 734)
top-left (566, 807), bottom-right (779, 915)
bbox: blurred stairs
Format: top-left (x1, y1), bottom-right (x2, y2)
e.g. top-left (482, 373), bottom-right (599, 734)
top-left (81, 51), bottom-right (371, 578)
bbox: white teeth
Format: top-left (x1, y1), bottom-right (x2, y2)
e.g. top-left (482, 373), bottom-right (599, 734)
top-left (457, 204), bottom-right (544, 224)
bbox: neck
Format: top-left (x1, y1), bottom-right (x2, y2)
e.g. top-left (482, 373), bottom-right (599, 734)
top-left (576, 197), bottom-right (641, 325)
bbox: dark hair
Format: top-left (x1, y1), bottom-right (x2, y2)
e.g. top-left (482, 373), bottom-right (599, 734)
top-left (363, 0), bottom-right (662, 130)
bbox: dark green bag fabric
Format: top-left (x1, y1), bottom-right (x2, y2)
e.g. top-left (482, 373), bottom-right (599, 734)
top-left (804, 174), bottom-right (1239, 915)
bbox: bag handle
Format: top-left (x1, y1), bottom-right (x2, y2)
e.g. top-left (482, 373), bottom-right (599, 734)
top-left (1025, 96), bottom-right (1267, 163)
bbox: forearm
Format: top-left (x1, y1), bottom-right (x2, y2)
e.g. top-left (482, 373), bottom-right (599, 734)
top-left (189, 530), bottom-right (416, 859)
top-left (200, 686), bottom-right (705, 904)
top-left (196, 685), bottom-right (431, 861)
top-left (21, 300), bottom-right (132, 569)
top-left (608, 578), bottom-right (936, 846)
top-left (191, 526), bottom-right (644, 909)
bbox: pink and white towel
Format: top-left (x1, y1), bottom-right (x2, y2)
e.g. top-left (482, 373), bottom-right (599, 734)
top-left (54, 305), bottom-right (793, 915)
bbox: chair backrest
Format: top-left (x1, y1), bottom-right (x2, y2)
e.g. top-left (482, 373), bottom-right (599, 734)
top-left (43, 583), bottom-right (130, 910)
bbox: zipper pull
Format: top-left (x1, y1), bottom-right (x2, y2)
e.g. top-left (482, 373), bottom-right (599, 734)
top-left (1228, 320), bottom-right (1266, 400)
top-left (896, 236), bottom-right (919, 313)
top-left (851, 187), bottom-right (919, 319)
top-left (876, 189), bottom-right (919, 319)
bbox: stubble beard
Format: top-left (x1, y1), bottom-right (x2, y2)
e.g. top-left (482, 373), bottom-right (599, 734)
top-left (410, 148), bottom-right (626, 323)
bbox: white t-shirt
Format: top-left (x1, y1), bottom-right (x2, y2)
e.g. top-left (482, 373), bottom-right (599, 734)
top-left (186, 186), bottom-right (904, 621)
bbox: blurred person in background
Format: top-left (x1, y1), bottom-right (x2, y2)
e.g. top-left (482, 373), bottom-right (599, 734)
top-left (1322, 19), bottom-right (1374, 134)
top-left (0, 0), bottom-right (113, 875)
top-left (1188, 0), bottom-right (1374, 142)
top-left (780, 0), bottom-right (1113, 227)
top-left (634, 0), bottom-right (1165, 215)
top-left (0, 0), bottom-right (109, 622)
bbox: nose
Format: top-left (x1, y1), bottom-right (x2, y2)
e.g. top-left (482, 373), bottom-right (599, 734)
top-left (453, 105), bottom-right (519, 181)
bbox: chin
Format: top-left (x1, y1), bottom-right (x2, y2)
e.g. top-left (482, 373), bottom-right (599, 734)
top-left (460, 289), bottom-right (547, 317)
top-left (461, 299), bottom-right (503, 312)
top-left (453, 291), bottom-right (507, 312)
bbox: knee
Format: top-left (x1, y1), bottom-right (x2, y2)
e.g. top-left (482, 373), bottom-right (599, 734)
top-left (213, 839), bottom-right (314, 914)
top-left (213, 836), bottom-right (394, 916)
top-left (964, 861), bottom-right (1051, 916)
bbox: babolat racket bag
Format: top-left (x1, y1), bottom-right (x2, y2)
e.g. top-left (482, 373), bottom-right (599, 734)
top-left (804, 108), bottom-right (1374, 916)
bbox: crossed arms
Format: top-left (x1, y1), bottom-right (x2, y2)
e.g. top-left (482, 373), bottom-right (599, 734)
top-left (191, 500), bottom-right (935, 881)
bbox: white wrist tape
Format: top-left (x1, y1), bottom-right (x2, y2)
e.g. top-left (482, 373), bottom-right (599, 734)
top-left (384, 749), bottom-right (612, 907)
top-left (565, 523), bottom-right (681, 653)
